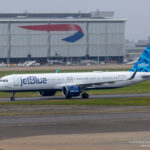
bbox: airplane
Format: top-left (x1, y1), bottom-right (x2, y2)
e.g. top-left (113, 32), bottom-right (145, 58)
top-left (0, 46), bottom-right (150, 101)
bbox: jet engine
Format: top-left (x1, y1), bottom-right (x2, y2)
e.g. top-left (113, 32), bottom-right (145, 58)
top-left (38, 90), bottom-right (56, 96)
top-left (62, 86), bottom-right (81, 98)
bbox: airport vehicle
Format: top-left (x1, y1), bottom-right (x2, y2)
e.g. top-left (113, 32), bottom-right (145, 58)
top-left (0, 47), bottom-right (150, 101)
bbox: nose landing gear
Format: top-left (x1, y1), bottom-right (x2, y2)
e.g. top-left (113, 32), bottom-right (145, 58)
top-left (10, 92), bottom-right (15, 101)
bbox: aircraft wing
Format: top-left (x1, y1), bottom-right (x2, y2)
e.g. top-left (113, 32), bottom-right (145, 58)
top-left (59, 71), bottom-right (137, 88)
top-left (61, 79), bottom-right (127, 88)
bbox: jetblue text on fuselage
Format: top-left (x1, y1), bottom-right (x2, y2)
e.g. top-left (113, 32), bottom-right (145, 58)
top-left (20, 76), bottom-right (47, 87)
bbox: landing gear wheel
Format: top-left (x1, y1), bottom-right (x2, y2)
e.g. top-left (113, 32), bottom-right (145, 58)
top-left (81, 93), bottom-right (89, 99)
top-left (10, 92), bottom-right (16, 101)
top-left (10, 97), bottom-right (15, 101)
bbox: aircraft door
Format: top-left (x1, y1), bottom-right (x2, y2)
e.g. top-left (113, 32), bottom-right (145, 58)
top-left (13, 76), bottom-right (20, 86)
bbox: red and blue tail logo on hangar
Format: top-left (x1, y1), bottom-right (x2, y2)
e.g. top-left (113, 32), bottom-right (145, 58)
top-left (19, 24), bottom-right (84, 42)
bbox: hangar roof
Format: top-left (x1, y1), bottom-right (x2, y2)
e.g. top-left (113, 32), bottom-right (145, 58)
top-left (0, 18), bottom-right (127, 23)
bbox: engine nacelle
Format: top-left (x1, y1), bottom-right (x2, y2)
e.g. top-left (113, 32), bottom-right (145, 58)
top-left (38, 90), bottom-right (56, 96)
top-left (62, 86), bottom-right (81, 98)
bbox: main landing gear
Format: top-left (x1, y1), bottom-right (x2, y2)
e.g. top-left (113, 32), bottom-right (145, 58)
top-left (81, 93), bottom-right (89, 99)
top-left (10, 92), bottom-right (15, 101)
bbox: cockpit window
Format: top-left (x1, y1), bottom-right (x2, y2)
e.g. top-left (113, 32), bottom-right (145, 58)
top-left (0, 79), bottom-right (8, 82)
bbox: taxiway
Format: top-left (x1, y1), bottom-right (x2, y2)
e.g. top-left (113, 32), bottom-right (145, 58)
top-left (0, 93), bottom-right (150, 101)
top-left (0, 111), bottom-right (150, 139)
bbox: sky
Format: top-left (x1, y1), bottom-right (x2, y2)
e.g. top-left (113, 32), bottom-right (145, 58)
top-left (1, 0), bottom-right (150, 42)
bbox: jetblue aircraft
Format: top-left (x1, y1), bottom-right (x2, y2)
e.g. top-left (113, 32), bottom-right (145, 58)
top-left (0, 47), bottom-right (150, 101)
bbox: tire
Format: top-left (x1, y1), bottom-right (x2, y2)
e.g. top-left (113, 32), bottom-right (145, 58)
top-left (81, 93), bottom-right (89, 99)
top-left (10, 97), bottom-right (15, 101)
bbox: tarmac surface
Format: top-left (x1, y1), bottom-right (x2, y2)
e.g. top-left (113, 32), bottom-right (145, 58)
top-left (0, 93), bottom-right (150, 101)
top-left (0, 64), bottom-right (132, 71)
top-left (1, 131), bottom-right (150, 150)
top-left (0, 112), bottom-right (150, 140)
top-left (1, 111), bottom-right (150, 150)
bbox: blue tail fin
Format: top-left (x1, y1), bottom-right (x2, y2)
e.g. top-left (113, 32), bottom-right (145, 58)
top-left (130, 46), bottom-right (150, 72)
top-left (56, 68), bottom-right (60, 73)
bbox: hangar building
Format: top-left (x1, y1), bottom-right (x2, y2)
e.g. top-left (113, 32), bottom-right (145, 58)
top-left (0, 12), bottom-right (126, 64)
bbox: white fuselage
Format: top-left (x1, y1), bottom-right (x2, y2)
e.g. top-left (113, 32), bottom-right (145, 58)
top-left (0, 71), bottom-right (148, 92)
